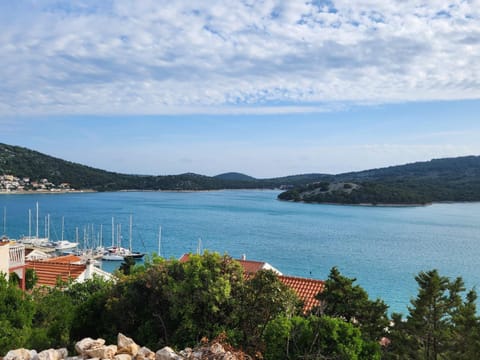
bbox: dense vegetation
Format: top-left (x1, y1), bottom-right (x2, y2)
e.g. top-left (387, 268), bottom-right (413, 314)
top-left (278, 156), bottom-right (480, 205)
top-left (0, 143), bottom-right (328, 191)
top-left (2, 252), bottom-right (480, 359)
top-left (3, 142), bottom-right (480, 203)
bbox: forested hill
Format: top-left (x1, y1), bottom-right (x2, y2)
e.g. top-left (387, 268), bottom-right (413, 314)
top-left (278, 156), bottom-right (480, 205)
top-left (0, 143), bottom-right (327, 191)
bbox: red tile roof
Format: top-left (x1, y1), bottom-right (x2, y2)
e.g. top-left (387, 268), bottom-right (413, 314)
top-left (278, 275), bottom-right (325, 313)
top-left (179, 253), bottom-right (324, 313)
top-left (44, 254), bottom-right (82, 264)
top-left (26, 261), bottom-right (86, 287)
top-left (236, 259), bottom-right (266, 274)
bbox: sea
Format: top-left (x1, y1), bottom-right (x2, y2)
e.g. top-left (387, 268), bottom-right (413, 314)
top-left (1, 189), bottom-right (480, 315)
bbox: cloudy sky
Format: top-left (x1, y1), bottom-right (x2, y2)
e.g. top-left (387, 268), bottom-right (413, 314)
top-left (1, 0), bottom-right (480, 177)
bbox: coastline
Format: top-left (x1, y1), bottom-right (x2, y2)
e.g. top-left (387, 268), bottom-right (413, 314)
top-left (0, 189), bottom-right (96, 195)
top-left (278, 198), bottom-right (432, 207)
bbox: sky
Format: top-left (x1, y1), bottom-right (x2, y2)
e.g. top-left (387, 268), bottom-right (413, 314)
top-left (1, 0), bottom-right (480, 177)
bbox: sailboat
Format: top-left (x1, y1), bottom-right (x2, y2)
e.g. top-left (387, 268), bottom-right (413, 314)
top-left (124, 215), bottom-right (145, 259)
top-left (102, 215), bottom-right (145, 261)
top-left (102, 221), bottom-right (125, 261)
top-left (20, 203), bottom-right (52, 247)
top-left (53, 216), bottom-right (79, 251)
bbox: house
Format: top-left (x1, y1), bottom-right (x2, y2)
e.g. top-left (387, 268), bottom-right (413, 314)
top-left (26, 258), bottom-right (113, 287)
top-left (25, 248), bottom-right (52, 261)
top-left (277, 275), bottom-right (324, 313)
top-left (179, 253), bottom-right (324, 313)
top-left (0, 237), bottom-right (27, 290)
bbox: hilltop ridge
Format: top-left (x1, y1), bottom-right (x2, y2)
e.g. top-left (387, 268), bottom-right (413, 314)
top-left (2, 142), bottom-right (480, 204)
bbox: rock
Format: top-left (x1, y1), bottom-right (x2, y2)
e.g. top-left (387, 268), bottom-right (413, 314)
top-left (117, 334), bottom-right (140, 356)
top-left (114, 355), bottom-right (132, 360)
top-left (177, 348), bottom-right (192, 358)
top-left (155, 347), bottom-right (183, 360)
top-left (65, 357), bottom-right (84, 360)
top-left (85, 346), bottom-right (117, 360)
top-left (4, 349), bottom-right (33, 360)
top-left (133, 348), bottom-right (155, 360)
top-left (75, 338), bottom-right (106, 356)
top-left (37, 349), bottom-right (67, 360)
top-left (209, 343), bottom-right (225, 355)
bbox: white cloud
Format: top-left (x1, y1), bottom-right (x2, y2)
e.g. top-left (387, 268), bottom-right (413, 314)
top-left (0, 0), bottom-right (479, 115)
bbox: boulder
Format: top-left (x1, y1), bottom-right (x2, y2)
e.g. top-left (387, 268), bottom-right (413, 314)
top-left (117, 334), bottom-right (139, 356)
top-left (75, 338), bottom-right (106, 356)
top-left (85, 346), bottom-right (117, 360)
top-left (133, 347), bottom-right (155, 360)
top-left (37, 349), bottom-right (67, 360)
top-left (114, 355), bottom-right (132, 360)
top-left (155, 347), bottom-right (183, 360)
top-left (4, 349), bottom-right (34, 360)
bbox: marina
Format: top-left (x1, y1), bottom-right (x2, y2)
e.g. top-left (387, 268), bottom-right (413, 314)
top-left (2, 190), bottom-right (480, 314)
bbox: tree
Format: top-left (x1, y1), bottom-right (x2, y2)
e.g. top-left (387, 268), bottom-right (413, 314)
top-left (0, 275), bottom-right (35, 353)
top-left (448, 289), bottom-right (480, 359)
top-left (263, 315), bottom-right (379, 360)
top-left (236, 270), bottom-right (300, 351)
top-left (119, 256), bottom-right (136, 275)
top-left (315, 267), bottom-right (389, 342)
top-left (406, 270), bottom-right (464, 360)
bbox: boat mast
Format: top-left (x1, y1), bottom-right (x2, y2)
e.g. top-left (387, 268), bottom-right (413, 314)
top-left (61, 216), bottom-right (64, 241)
top-left (111, 217), bottom-right (115, 248)
top-left (47, 214), bottom-right (50, 240)
top-left (36, 202), bottom-right (39, 239)
top-left (197, 238), bottom-right (202, 255)
top-left (28, 209), bottom-right (32, 238)
top-left (99, 224), bottom-right (103, 248)
top-left (129, 215), bottom-right (133, 252)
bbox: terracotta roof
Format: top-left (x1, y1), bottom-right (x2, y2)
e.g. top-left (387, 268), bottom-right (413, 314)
top-left (278, 275), bottom-right (325, 313)
top-left (44, 254), bottom-right (82, 264)
top-left (179, 253), bottom-right (324, 313)
top-left (26, 261), bottom-right (86, 287)
top-left (178, 253), bottom-right (191, 263)
top-left (179, 254), bottom-right (281, 274)
top-left (236, 259), bottom-right (266, 274)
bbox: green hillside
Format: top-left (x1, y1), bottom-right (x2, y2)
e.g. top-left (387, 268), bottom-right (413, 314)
top-left (278, 156), bottom-right (480, 205)
top-left (0, 143), bottom-right (325, 191)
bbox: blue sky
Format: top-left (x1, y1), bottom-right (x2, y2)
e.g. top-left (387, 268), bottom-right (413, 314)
top-left (1, 1), bottom-right (480, 177)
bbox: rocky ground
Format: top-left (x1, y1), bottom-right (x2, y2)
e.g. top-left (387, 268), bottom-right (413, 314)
top-left (1, 333), bottom-right (252, 360)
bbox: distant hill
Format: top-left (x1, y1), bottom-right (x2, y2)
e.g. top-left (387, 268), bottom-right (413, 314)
top-left (214, 172), bottom-right (256, 181)
top-left (0, 143), bottom-right (325, 191)
top-left (3, 143), bottom-right (480, 204)
top-left (278, 156), bottom-right (480, 205)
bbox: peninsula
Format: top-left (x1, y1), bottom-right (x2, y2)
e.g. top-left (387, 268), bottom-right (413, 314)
top-left (2, 143), bottom-right (480, 205)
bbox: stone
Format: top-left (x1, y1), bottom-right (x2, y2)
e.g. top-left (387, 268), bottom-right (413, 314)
top-left (37, 349), bottom-right (66, 360)
top-left (4, 349), bottom-right (32, 360)
top-left (209, 343), bottom-right (225, 355)
top-left (155, 347), bottom-right (183, 360)
top-left (117, 334), bottom-right (139, 356)
top-left (114, 355), bottom-right (132, 360)
top-left (85, 345), bottom-right (117, 360)
top-left (133, 348), bottom-right (155, 360)
top-left (75, 338), bottom-right (106, 356)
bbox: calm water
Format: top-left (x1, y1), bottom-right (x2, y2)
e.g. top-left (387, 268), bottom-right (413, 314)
top-left (1, 190), bottom-right (480, 315)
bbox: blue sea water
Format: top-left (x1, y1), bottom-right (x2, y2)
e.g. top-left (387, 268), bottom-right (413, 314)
top-left (2, 190), bottom-right (480, 315)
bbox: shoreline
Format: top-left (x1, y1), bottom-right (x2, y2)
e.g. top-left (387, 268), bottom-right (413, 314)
top-left (0, 189), bottom-right (96, 195)
top-left (3, 189), bottom-right (480, 207)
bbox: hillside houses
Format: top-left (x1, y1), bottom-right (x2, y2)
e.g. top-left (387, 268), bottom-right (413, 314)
top-left (0, 174), bottom-right (73, 192)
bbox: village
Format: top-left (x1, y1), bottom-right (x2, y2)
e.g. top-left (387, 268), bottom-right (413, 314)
top-left (0, 174), bottom-right (73, 193)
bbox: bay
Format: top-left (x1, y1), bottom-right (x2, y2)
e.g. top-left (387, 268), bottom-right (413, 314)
top-left (1, 189), bottom-right (480, 315)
